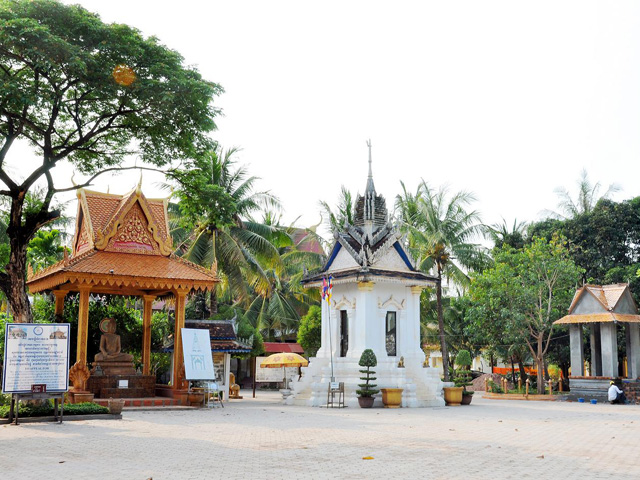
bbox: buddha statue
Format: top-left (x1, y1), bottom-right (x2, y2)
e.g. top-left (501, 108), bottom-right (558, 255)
top-left (93, 318), bottom-right (136, 375)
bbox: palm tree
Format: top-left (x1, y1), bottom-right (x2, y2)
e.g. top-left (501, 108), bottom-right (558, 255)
top-left (395, 181), bottom-right (487, 381)
top-left (551, 169), bottom-right (620, 219)
top-left (245, 211), bottom-right (325, 340)
top-left (320, 186), bottom-right (354, 233)
top-left (169, 146), bottom-right (281, 314)
top-left (486, 218), bottom-right (527, 250)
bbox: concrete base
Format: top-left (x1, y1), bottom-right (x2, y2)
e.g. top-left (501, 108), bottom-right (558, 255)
top-left (289, 356), bottom-right (444, 408)
top-left (568, 377), bottom-right (612, 402)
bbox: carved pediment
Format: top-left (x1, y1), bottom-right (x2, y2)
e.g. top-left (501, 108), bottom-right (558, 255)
top-left (378, 295), bottom-right (405, 310)
top-left (333, 295), bottom-right (356, 310)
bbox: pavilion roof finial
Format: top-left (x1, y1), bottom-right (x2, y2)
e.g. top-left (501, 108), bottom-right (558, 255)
top-left (366, 139), bottom-right (375, 195)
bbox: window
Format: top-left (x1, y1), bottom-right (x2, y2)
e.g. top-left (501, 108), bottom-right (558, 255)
top-left (385, 311), bottom-right (396, 356)
top-left (340, 310), bottom-right (349, 357)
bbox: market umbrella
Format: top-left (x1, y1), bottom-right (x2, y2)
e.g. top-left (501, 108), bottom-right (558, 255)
top-left (259, 352), bottom-right (309, 389)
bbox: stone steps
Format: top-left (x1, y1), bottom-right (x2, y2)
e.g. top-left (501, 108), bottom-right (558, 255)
top-left (94, 397), bottom-right (183, 408)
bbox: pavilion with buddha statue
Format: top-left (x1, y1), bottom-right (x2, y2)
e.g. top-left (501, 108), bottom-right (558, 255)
top-left (26, 184), bottom-right (218, 405)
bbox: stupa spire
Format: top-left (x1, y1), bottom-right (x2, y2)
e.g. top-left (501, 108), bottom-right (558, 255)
top-left (366, 139), bottom-right (375, 195)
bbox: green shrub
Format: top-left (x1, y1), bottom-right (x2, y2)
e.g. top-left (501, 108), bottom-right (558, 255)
top-left (487, 379), bottom-right (503, 394)
top-left (0, 400), bottom-right (109, 418)
top-left (356, 349), bottom-right (379, 398)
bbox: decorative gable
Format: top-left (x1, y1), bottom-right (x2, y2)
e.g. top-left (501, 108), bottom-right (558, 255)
top-left (104, 202), bottom-right (159, 255)
top-left (326, 246), bottom-right (360, 272)
top-left (371, 244), bottom-right (412, 272)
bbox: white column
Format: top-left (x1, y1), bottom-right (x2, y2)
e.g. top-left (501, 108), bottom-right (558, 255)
top-left (317, 300), bottom-right (331, 358)
top-left (600, 322), bottom-right (618, 377)
top-left (589, 324), bottom-right (602, 376)
top-left (569, 324), bottom-right (584, 376)
top-left (628, 323), bottom-right (640, 379)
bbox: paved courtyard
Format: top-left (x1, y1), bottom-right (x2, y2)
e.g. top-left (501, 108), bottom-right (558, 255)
top-left (1, 391), bottom-right (639, 480)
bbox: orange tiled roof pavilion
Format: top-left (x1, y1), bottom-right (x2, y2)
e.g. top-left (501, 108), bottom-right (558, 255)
top-left (27, 185), bottom-right (218, 395)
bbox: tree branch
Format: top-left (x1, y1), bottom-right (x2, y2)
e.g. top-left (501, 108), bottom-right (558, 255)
top-left (53, 166), bottom-right (167, 193)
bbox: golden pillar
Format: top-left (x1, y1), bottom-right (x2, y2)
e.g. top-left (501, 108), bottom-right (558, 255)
top-left (53, 290), bottom-right (67, 323)
top-left (172, 289), bottom-right (189, 390)
top-left (142, 295), bottom-right (156, 375)
top-left (76, 286), bottom-right (92, 365)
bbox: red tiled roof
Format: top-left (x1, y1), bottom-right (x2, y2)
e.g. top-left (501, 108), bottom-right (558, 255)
top-left (263, 342), bottom-right (304, 354)
top-left (27, 251), bottom-right (217, 293)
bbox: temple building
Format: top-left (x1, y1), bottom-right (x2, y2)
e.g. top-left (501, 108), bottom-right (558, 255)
top-left (27, 184), bottom-right (218, 403)
top-left (290, 145), bottom-right (444, 407)
top-left (555, 283), bottom-right (640, 401)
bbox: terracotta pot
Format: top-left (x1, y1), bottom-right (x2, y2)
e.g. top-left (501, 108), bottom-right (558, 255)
top-left (443, 386), bottom-right (464, 406)
top-left (380, 388), bottom-right (403, 408)
top-left (358, 396), bottom-right (375, 408)
top-left (188, 392), bottom-right (205, 407)
top-left (108, 398), bottom-right (125, 415)
top-left (461, 392), bottom-right (473, 405)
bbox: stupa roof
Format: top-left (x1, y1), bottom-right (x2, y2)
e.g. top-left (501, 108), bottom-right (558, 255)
top-left (27, 186), bottom-right (217, 295)
top-left (302, 143), bottom-right (436, 287)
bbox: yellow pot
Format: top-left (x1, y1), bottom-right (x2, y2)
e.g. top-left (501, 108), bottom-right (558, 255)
top-left (380, 388), bottom-right (403, 408)
top-left (443, 386), bottom-right (464, 406)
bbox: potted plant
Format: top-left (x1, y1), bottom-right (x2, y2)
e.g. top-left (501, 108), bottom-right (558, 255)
top-left (454, 350), bottom-right (474, 405)
top-left (356, 349), bottom-right (379, 408)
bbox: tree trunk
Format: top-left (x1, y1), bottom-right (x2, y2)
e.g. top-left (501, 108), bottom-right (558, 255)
top-left (517, 357), bottom-right (528, 384)
top-left (0, 236), bottom-right (31, 323)
top-left (536, 336), bottom-right (545, 394)
top-left (436, 273), bottom-right (450, 382)
top-left (209, 288), bottom-right (218, 316)
top-left (510, 356), bottom-right (516, 385)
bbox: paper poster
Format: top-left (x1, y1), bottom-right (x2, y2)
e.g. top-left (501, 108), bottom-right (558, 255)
top-left (2, 323), bottom-right (70, 394)
top-left (181, 328), bottom-right (215, 380)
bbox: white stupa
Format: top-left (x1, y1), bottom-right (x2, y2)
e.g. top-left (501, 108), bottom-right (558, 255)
top-left (289, 143), bottom-right (445, 407)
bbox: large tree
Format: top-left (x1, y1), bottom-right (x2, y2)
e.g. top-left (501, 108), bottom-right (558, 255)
top-left (396, 181), bottom-right (488, 381)
top-left (469, 237), bottom-right (582, 393)
top-left (170, 146), bottom-right (281, 314)
top-left (0, 0), bottom-right (221, 321)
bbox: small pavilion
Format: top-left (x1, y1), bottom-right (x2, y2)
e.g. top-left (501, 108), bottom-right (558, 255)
top-left (27, 185), bottom-right (218, 401)
top-left (554, 283), bottom-right (640, 399)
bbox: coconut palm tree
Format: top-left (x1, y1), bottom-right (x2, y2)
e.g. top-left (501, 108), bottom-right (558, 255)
top-left (245, 211), bottom-right (325, 340)
top-left (550, 169), bottom-right (620, 219)
top-left (168, 146), bottom-right (281, 314)
top-left (320, 186), bottom-right (354, 234)
top-left (395, 181), bottom-right (488, 381)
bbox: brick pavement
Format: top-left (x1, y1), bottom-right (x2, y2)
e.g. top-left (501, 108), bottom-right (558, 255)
top-left (1, 391), bottom-right (639, 480)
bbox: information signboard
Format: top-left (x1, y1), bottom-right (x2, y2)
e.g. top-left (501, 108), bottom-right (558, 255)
top-left (2, 323), bottom-right (70, 394)
top-left (181, 328), bottom-right (215, 380)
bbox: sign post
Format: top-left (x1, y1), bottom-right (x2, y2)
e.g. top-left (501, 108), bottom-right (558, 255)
top-left (2, 323), bottom-right (70, 424)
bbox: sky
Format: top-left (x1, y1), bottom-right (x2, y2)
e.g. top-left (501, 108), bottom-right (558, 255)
top-left (9, 1), bottom-right (640, 239)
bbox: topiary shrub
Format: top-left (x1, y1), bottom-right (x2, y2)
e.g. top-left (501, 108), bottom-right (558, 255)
top-left (356, 349), bottom-right (379, 398)
top-left (454, 350), bottom-right (474, 394)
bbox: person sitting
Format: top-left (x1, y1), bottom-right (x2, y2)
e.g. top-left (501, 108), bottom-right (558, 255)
top-left (608, 381), bottom-right (627, 404)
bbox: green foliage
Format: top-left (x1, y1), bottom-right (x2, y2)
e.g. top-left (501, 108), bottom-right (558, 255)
top-left (356, 349), bottom-right (379, 398)
top-left (455, 349), bottom-right (472, 368)
top-left (396, 181), bottom-right (488, 382)
top-left (469, 236), bottom-right (583, 394)
top-left (487, 379), bottom-right (503, 394)
top-left (0, 401), bottom-right (108, 418)
top-left (0, 0), bottom-right (221, 321)
top-left (297, 305), bottom-right (321, 357)
top-left (27, 229), bottom-right (68, 272)
top-left (358, 348), bottom-right (378, 368)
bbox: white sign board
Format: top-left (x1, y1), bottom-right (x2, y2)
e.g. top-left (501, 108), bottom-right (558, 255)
top-left (181, 328), bottom-right (215, 380)
top-left (255, 356), bottom-right (298, 382)
top-left (2, 323), bottom-right (70, 394)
